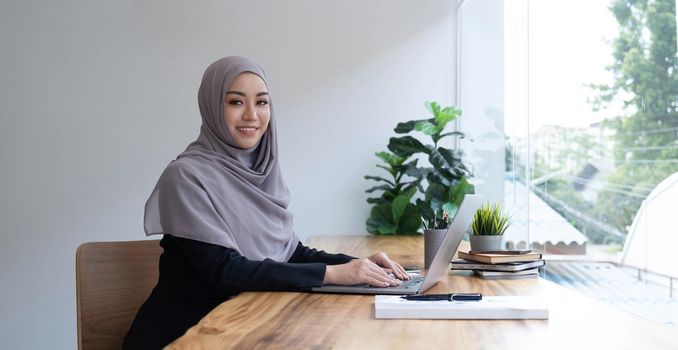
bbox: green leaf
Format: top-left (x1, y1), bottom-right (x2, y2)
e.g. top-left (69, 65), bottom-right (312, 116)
top-left (403, 159), bottom-right (429, 179)
top-left (392, 195), bottom-right (409, 224)
top-left (427, 170), bottom-right (451, 187)
top-left (404, 185), bottom-right (417, 200)
top-left (439, 131), bottom-right (465, 139)
top-left (440, 168), bottom-right (463, 183)
top-left (367, 203), bottom-right (395, 235)
top-left (363, 175), bottom-right (395, 186)
top-left (398, 204), bottom-right (423, 234)
top-left (404, 165), bottom-right (429, 179)
top-left (394, 120), bottom-right (416, 134)
top-left (378, 223), bottom-right (398, 235)
top-left (414, 120), bottom-right (438, 135)
top-left (375, 164), bottom-right (395, 177)
top-left (428, 149), bottom-right (447, 169)
top-left (392, 187), bottom-right (416, 223)
top-left (366, 210), bottom-right (386, 234)
top-left (366, 217), bottom-right (380, 234)
top-left (425, 183), bottom-right (446, 203)
top-left (451, 167), bottom-right (467, 178)
top-left (438, 148), bottom-right (461, 168)
top-left (375, 203), bottom-right (393, 217)
top-left (425, 101), bottom-right (441, 117)
top-left (381, 191), bottom-right (397, 202)
top-left (434, 106), bottom-right (461, 132)
top-left (388, 136), bottom-right (429, 157)
top-left (401, 181), bottom-right (419, 195)
top-left (417, 198), bottom-right (434, 225)
top-left (375, 151), bottom-right (405, 166)
top-left (365, 184), bottom-right (392, 193)
top-left (448, 176), bottom-right (474, 205)
top-left (366, 197), bottom-right (387, 205)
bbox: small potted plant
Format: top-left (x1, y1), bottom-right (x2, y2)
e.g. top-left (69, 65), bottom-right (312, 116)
top-left (469, 203), bottom-right (511, 251)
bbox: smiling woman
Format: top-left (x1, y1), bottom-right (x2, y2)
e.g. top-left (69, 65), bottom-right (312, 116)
top-left (224, 72), bottom-right (271, 149)
top-left (123, 56), bottom-right (411, 349)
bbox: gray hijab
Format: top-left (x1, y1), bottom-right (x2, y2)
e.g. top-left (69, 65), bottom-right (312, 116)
top-left (144, 56), bottom-right (299, 262)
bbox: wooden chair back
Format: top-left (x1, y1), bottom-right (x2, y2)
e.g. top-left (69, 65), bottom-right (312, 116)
top-left (75, 240), bottom-right (162, 350)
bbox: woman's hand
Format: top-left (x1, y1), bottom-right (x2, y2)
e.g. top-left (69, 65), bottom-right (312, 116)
top-left (324, 258), bottom-right (402, 287)
top-left (366, 251), bottom-right (411, 281)
top-left (323, 251), bottom-right (410, 287)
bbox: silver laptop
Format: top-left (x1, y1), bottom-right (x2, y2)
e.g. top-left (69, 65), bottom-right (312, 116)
top-left (311, 194), bottom-right (484, 295)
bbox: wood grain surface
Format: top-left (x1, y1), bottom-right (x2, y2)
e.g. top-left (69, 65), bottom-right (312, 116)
top-left (168, 235), bottom-right (678, 350)
top-left (76, 240), bottom-right (162, 350)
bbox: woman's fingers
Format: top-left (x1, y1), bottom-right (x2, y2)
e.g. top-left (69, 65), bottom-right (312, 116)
top-left (393, 262), bottom-right (410, 280)
top-left (368, 251), bottom-right (411, 280)
top-left (324, 259), bottom-right (403, 286)
top-left (362, 260), bottom-right (400, 285)
top-left (338, 257), bottom-right (405, 286)
top-left (365, 272), bottom-right (389, 286)
top-left (367, 265), bottom-right (393, 281)
top-left (365, 276), bottom-right (390, 287)
top-left (365, 271), bottom-right (400, 286)
top-left (365, 259), bottom-right (389, 276)
top-left (381, 259), bottom-right (402, 278)
top-left (378, 256), bottom-right (409, 280)
top-left (369, 263), bottom-right (399, 283)
top-left (381, 262), bottom-right (400, 279)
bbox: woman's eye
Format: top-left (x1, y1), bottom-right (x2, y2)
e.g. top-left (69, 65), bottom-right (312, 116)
top-left (228, 100), bottom-right (243, 106)
top-left (257, 100), bottom-right (269, 106)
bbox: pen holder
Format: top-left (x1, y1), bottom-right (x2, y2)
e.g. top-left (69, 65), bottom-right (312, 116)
top-left (424, 229), bottom-right (447, 269)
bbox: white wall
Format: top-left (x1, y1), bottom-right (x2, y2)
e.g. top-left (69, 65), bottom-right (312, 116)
top-left (0, 1), bottom-right (457, 348)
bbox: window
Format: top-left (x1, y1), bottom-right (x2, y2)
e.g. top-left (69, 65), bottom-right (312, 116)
top-left (463, 0), bottom-right (678, 325)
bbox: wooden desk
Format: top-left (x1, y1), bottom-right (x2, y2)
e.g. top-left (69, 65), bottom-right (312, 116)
top-left (168, 235), bottom-right (678, 349)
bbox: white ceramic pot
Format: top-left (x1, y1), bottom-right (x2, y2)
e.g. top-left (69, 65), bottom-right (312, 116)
top-left (469, 235), bottom-right (504, 252)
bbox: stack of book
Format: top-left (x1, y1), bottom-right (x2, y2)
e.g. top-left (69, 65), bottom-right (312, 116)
top-left (451, 250), bottom-right (545, 279)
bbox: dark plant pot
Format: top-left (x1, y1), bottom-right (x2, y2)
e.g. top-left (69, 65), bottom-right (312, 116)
top-left (424, 229), bottom-right (447, 269)
top-left (469, 235), bottom-right (504, 252)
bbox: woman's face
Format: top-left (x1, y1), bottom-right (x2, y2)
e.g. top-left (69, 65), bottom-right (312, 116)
top-left (224, 72), bottom-right (271, 149)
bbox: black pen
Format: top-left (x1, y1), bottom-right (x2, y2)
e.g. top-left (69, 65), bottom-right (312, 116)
top-left (401, 293), bottom-right (482, 301)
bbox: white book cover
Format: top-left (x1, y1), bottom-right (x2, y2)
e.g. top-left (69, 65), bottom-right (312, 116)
top-left (474, 269), bottom-right (539, 277)
top-left (374, 295), bottom-right (549, 320)
top-left (450, 259), bottom-right (545, 272)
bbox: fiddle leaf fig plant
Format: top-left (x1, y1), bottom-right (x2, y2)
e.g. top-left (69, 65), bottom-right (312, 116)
top-left (389, 101), bottom-right (474, 229)
top-left (364, 101), bottom-right (474, 235)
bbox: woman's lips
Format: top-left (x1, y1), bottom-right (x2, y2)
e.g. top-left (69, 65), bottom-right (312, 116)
top-left (236, 127), bottom-right (259, 136)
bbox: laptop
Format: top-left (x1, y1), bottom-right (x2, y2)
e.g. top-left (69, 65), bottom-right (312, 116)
top-left (311, 194), bottom-right (484, 295)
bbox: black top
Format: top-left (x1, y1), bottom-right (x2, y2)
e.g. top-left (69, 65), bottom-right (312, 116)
top-left (123, 235), bottom-right (355, 349)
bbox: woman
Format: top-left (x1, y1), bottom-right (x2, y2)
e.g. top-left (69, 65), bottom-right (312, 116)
top-left (123, 56), bottom-right (410, 349)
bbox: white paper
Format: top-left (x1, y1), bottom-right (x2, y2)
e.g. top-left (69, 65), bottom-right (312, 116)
top-left (374, 295), bottom-right (549, 319)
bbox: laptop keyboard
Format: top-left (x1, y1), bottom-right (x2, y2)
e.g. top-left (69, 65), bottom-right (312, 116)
top-left (365, 276), bottom-right (424, 289)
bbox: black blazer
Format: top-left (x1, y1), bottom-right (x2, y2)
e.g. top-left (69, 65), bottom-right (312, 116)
top-left (123, 234), bottom-right (354, 349)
